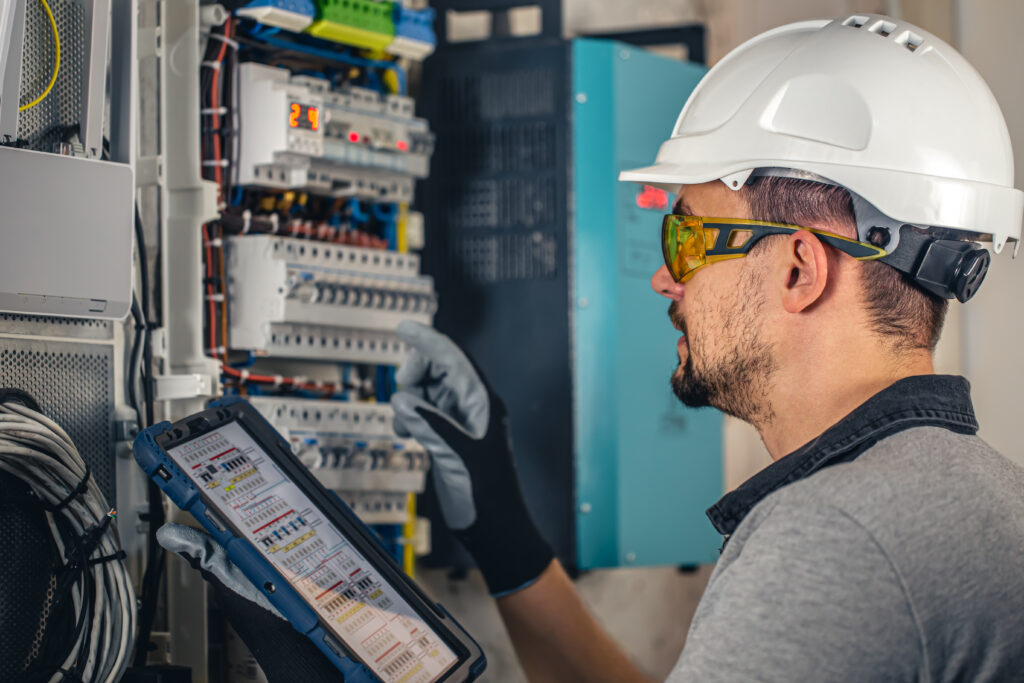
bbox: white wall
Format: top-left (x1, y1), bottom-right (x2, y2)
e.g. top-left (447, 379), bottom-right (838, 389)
top-left (955, 0), bottom-right (1024, 464)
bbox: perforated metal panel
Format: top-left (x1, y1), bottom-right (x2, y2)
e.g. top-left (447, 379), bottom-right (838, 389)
top-left (17, 0), bottom-right (87, 150)
top-left (0, 313), bottom-right (113, 339)
top-left (0, 337), bottom-right (116, 500)
top-left (419, 37), bottom-right (575, 568)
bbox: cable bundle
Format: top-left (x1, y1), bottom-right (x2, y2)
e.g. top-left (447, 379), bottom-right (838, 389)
top-left (0, 396), bottom-right (135, 682)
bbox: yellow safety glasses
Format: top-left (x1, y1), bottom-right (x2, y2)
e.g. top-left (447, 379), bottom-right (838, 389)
top-left (661, 215), bottom-right (888, 283)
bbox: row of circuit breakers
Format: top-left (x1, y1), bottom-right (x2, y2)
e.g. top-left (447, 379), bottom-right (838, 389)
top-left (223, 27), bottom-right (438, 536)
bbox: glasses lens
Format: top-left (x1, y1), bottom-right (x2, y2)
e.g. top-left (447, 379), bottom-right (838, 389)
top-left (662, 215), bottom-right (706, 281)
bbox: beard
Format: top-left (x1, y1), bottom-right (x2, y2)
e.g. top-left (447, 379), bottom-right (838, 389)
top-left (668, 290), bottom-right (776, 426)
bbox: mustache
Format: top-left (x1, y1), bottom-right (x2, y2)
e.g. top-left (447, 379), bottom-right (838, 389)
top-left (668, 302), bottom-right (688, 337)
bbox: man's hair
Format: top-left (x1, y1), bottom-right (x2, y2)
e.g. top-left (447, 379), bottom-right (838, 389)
top-left (742, 176), bottom-right (948, 351)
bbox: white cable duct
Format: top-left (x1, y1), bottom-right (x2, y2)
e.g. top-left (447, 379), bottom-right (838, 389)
top-left (0, 401), bottom-right (135, 683)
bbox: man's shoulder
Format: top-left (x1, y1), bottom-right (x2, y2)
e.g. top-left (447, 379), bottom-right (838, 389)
top-left (763, 427), bottom-right (1024, 533)
top-left (785, 426), bottom-right (1023, 515)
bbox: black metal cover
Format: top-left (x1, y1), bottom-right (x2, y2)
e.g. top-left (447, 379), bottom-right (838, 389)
top-left (419, 24), bottom-right (575, 570)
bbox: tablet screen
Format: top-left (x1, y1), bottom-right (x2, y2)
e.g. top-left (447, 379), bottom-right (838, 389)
top-left (167, 420), bottom-right (459, 683)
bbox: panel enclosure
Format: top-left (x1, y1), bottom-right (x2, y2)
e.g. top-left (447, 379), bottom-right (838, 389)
top-left (572, 39), bottom-right (722, 569)
top-left (421, 33), bottom-right (723, 571)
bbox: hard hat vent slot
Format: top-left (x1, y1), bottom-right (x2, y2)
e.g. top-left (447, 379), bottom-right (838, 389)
top-left (843, 15), bottom-right (869, 29)
top-left (897, 30), bottom-right (924, 52)
top-left (868, 20), bottom-right (897, 38)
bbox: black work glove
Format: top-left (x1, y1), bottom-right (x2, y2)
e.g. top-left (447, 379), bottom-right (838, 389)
top-left (157, 524), bottom-right (341, 682)
top-left (391, 321), bottom-right (554, 596)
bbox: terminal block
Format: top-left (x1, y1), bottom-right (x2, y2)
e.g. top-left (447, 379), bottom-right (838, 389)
top-left (226, 235), bottom-right (436, 362)
top-left (390, 5), bottom-right (436, 60)
top-left (248, 396), bottom-right (429, 524)
top-left (307, 0), bottom-right (396, 50)
top-left (235, 0), bottom-right (316, 31)
top-left (237, 63), bottom-right (434, 195)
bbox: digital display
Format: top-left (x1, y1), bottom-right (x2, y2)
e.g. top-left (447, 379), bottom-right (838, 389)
top-left (167, 422), bottom-right (458, 683)
top-left (289, 102), bottom-right (320, 131)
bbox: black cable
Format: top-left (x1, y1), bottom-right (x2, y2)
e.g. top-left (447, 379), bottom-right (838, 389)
top-left (132, 206), bottom-right (165, 668)
top-left (128, 297), bottom-right (144, 422)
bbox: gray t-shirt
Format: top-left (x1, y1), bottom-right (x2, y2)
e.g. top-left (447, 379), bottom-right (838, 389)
top-left (669, 427), bottom-right (1024, 681)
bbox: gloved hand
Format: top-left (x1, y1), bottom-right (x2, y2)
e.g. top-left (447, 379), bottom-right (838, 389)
top-left (157, 523), bottom-right (340, 682)
top-left (391, 321), bottom-right (553, 597)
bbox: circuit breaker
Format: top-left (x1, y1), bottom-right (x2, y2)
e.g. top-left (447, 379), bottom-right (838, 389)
top-left (420, 20), bottom-right (723, 570)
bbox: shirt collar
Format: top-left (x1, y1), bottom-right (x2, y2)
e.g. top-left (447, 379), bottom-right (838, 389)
top-left (706, 374), bottom-right (979, 537)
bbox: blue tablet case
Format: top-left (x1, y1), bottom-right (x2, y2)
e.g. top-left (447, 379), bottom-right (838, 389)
top-left (133, 395), bottom-right (486, 682)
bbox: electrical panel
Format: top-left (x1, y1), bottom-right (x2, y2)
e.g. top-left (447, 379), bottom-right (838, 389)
top-left (420, 29), bottom-right (723, 570)
top-left (144, 1), bottom-right (441, 676)
top-left (200, 9), bottom-right (438, 557)
top-left (226, 235), bottom-right (435, 362)
top-left (236, 62), bottom-right (434, 194)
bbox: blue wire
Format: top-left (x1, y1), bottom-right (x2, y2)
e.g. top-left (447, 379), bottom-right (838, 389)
top-left (230, 351), bottom-right (257, 369)
top-left (230, 186), bottom-right (243, 207)
top-left (242, 30), bottom-right (407, 94)
top-left (348, 198), bottom-right (370, 224)
top-left (371, 202), bottom-right (398, 222)
top-left (251, 23), bottom-right (281, 39)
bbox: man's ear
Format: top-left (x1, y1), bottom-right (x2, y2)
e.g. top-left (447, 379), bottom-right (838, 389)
top-left (776, 231), bottom-right (829, 314)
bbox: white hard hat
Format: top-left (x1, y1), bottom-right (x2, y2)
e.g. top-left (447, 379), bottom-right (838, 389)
top-left (620, 14), bottom-right (1024, 255)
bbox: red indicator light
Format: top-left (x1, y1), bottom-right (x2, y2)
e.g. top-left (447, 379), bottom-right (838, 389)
top-left (348, 131), bottom-right (361, 143)
top-left (636, 185), bottom-right (670, 211)
top-left (396, 140), bottom-right (409, 152)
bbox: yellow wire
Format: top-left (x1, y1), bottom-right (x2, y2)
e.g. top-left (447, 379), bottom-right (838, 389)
top-left (19, 0), bottom-right (60, 112)
top-left (402, 493), bottom-right (416, 577)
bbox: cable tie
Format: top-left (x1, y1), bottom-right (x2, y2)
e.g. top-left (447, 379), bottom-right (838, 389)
top-left (202, 159), bottom-right (229, 167)
top-left (239, 369), bottom-right (250, 383)
top-left (88, 549), bottom-right (128, 566)
top-left (273, 375), bottom-right (284, 387)
top-left (201, 60), bottom-right (222, 70)
top-left (208, 33), bottom-right (239, 49)
top-left (41, 466), bottom-right (91, 512)
top-left (205, 293), bottom-right (224, 302)
top-left (270, 213), bottom-right (281, 234)
top-left (200, 106), bottom-right (229, 115)
top-left (292, 376), bottom-right (308, 387)
top-left (242, 209), bottom-right (252, 234)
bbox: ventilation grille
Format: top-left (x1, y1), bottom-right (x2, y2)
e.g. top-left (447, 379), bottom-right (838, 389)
top-left (0, 313), bottom-right (113, 340)
top-left (436, 122), bottom-right (557, 176)
top-left (0, 341), bottom-right (116, 500)
top-left (17, 0), bottom-right (87, 150)
top-left (439, 68), bottom-right (556, 121)
top-left (444, 178), bottom-right (557, 230)
top-left (451, 232), bottom-right (558, 283)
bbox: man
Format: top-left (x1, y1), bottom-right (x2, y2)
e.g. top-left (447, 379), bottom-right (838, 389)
top-left (387, 14), bottom-right (1024, 681)
top-left (163, 13), bottom-right (1024, 681)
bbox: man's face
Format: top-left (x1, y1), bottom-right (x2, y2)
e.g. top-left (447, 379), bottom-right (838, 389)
top-left (652, 182), bottom-right (777, 425)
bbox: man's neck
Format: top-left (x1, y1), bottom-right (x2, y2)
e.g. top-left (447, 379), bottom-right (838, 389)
top-left (756, 350), bottom-right (935, 460)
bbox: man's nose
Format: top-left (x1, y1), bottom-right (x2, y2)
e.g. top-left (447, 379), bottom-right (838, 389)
top-left (651, 265), bottom-right (685, 301)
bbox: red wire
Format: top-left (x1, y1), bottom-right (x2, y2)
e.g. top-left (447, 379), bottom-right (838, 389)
top-left (210, 21), bottom-right (231, 198)
top-left (221, 366), bottom-right (351, 396)
top-left (202, 223), bottom-right (217, 356)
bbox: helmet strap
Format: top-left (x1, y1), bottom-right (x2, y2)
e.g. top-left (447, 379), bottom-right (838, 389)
top-left (879, 225), bottom-right (990, 302)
